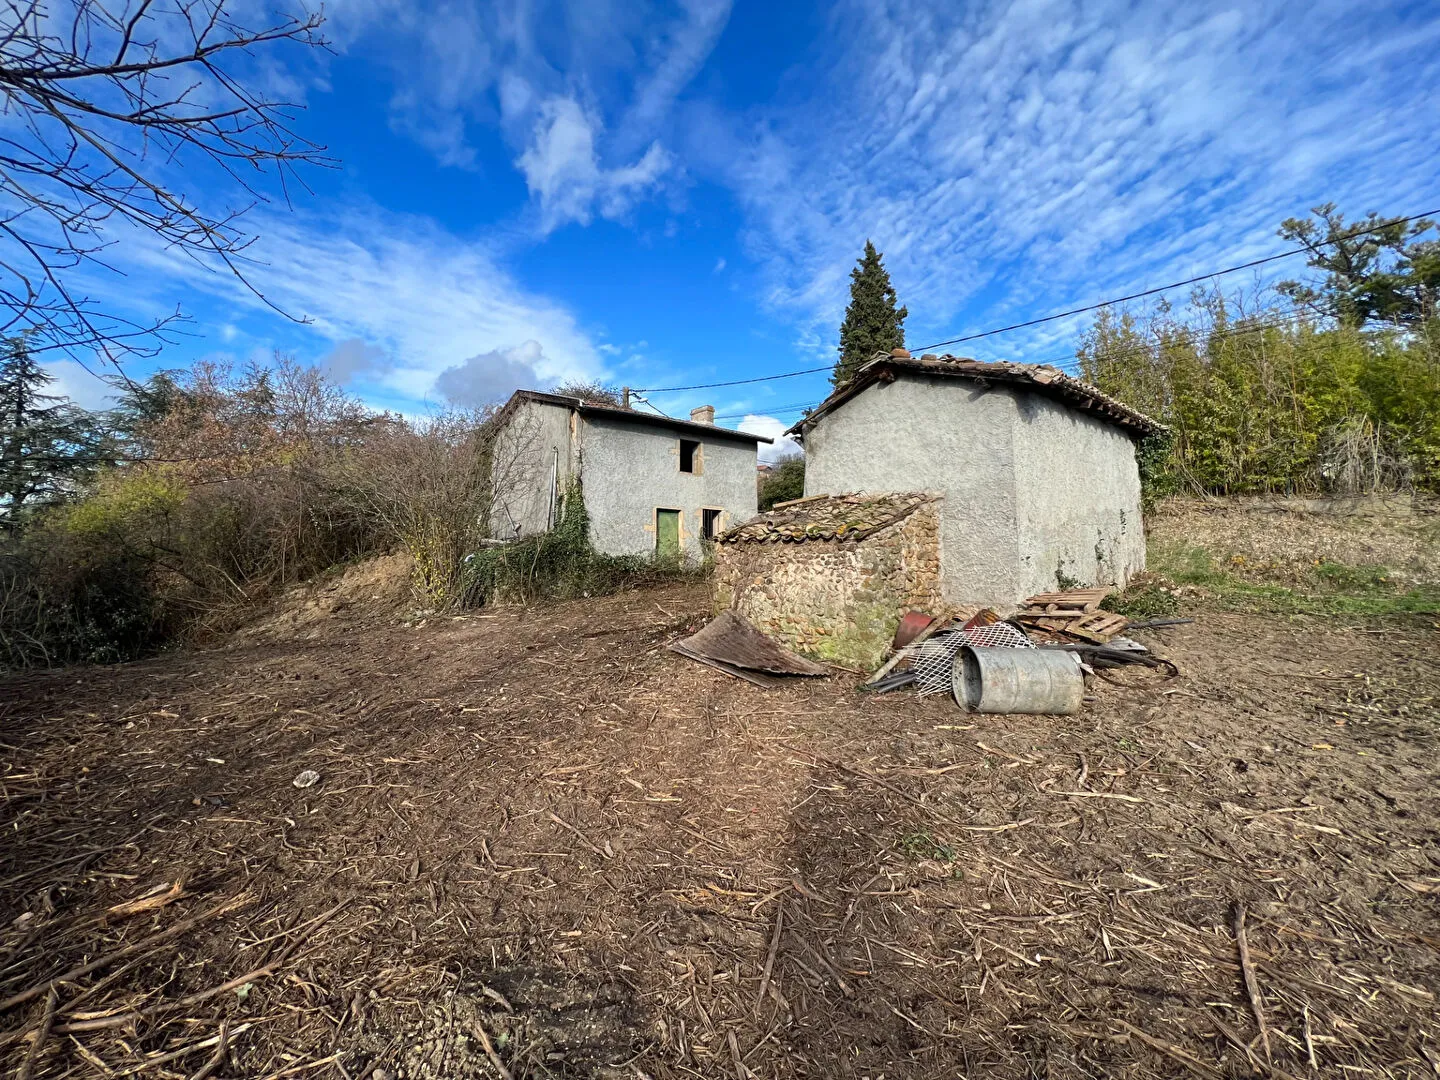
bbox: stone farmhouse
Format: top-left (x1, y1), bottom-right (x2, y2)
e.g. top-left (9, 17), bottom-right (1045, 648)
top-left (785, 351), bottom-right (1166, 607)
top-left (490, 390), bottom-right (771, 559)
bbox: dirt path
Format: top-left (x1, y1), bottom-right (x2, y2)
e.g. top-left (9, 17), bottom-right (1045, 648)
top-left (2, 584), bottom-right (1438, 1078)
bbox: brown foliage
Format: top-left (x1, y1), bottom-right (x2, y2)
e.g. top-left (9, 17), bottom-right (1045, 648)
top-left (1, 357), bottom-right (529, 666)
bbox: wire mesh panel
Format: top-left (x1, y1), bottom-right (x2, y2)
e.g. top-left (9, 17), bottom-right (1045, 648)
top-left (905, 624), bottom-right (1034, 696)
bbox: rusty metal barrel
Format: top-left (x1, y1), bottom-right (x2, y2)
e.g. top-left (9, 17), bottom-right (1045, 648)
top-left (953, 645), bottom-right (1084, 714)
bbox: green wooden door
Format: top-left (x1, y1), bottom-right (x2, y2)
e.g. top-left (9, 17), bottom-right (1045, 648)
top-left (656, 509), bottom-right (681, 558)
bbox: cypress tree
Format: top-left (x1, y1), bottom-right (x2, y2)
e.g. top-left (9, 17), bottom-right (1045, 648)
top-left (833, 240), bottom-right (908, 387)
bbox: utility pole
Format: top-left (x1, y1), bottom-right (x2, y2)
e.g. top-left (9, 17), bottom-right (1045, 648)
top-left (622, 386), bottom-right (631, 409)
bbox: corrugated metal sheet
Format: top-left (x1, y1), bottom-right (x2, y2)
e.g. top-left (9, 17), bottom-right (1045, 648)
top-left (671, 612), bottom-right (829, 676)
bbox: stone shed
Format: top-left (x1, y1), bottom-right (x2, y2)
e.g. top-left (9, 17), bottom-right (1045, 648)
top-left (713, 492), bottom-right (942, 670)
top-left (788, 352), bottom-right (1167, 606)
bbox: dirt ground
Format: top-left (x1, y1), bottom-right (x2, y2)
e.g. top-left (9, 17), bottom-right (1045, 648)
top-left (2, 571), bottom-right (1439, 1079)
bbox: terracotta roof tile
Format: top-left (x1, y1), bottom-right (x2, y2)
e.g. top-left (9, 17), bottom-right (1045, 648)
top-left (787, 354), bottom-right (1166, 438)
top-left (718, 491), bottom-right (939, 544)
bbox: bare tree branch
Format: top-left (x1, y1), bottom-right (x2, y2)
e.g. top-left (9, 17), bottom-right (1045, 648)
top-left (0, 0), bottom-right (332, 370)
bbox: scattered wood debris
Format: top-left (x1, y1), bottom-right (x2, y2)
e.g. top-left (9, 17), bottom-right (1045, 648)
top-left (1017, 588), bottom-right (1130, 643)
top-left (1, 580), bottom-right (1434, 1079)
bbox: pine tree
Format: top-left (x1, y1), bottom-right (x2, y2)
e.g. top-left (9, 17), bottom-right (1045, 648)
top-left (0, 337), bottom-right (106, 529)
top-left (833, 240), bottom-right (909, 387)
top-left (1277, 204), bottom-right (1439, 327)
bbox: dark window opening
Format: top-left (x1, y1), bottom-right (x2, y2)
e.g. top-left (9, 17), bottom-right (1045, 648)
top-left (679, 439), bottom-right (699, 473)
top-left (702, 508), bottom-right (722, 541)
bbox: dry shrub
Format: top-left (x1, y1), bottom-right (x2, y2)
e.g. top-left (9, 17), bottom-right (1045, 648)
top-left (0, 358), bottom-right (518, 666)
top-left (460, 479), bottom-right (695, 606)
top-left (329, 408), bottom-right (502, 608)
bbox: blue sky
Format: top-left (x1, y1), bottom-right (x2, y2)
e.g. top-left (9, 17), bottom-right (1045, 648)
top-left (51, 0), bottom-right (1440, 459)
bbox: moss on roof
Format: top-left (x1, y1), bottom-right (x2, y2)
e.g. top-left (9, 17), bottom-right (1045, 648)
top-left (718, 491), bottom-right (939, 544)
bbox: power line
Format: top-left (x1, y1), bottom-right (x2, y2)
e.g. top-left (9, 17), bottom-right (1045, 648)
top-left (627, 392), bottom-right (672, 418)
top-left (634, 206), bottom-right (1438, 393)
top-left (911, 207), bottom-right (1438, 352)
top-left (708, 306), bottom-right (1339, 431)
top-left (713, 399), bottom-right (817, 420)
top-left (758, 307), bottom-right (1335, 430)
top-left (634, 366), bottom-right (831, 394)
top-left (1029, 302), bottom-right (1330, 374)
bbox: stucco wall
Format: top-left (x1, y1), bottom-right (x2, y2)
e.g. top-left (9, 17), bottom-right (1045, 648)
top-left (803, 374), bottom-right (1023, 605)
top-left (579, 416), bottom-right (760, 558)
top-left (802, 373), bottom-right (1144, 605)
top-left (713, 502), bottom-right (941, 670)
top-left (490, 399), bottom-right (576, 540)
top-left (1010, 393), bottom-right (1145, 596)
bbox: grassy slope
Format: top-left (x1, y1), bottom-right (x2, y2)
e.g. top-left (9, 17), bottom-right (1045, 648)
top-left (1133, 496), bottom-right (1440, 616)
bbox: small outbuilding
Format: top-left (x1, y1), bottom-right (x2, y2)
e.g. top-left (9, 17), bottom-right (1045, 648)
top-left (713, 491), bottom-right (943, 669)
top-left (786, 352), bottom-right (1166, 607)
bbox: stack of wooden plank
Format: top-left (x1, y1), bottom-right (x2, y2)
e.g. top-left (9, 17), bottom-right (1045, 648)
top-left (1015, 588), bottom-right (1128, 644)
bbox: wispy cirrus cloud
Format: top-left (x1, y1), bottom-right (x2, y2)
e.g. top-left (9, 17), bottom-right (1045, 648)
top-left (703, 0), bottom-right (1440, 360)
top-left (118, 203), bottom-right (606, 406)
top-left (333, 0), bottom-right (731, 232)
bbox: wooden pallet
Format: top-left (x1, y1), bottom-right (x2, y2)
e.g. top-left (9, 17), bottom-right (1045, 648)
top-left (1017, 588), bottom-right (1127, 643)
top-left (1022, 587), bottom-right (1112, 614)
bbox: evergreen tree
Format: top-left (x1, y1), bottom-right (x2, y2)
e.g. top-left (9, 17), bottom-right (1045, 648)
top-left (833, 240), bottom-right (908, 387)
top-left (0, 337), bottom-right (106, 529)
top-left (1277, 204), bottom-right (1439, 327)
top-left (758, 455), bottom-right (805, 510)
top-left (106, 370), bottom-right (188, 441)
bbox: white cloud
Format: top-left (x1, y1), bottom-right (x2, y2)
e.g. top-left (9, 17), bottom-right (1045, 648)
top-left (516, 98), bottom-right (673, 233)
top-left (713, 256), bottom-right (727, 273)
top-left (738, 414), bottom-right (802, 463)
top-left (44, 359), bottom-right (115, 411)
top-left (614, 0), bottom-right (732, 156)
top-left (120, 204), bottom-right (606, 406)
top-left (705, 0), bottom-right (1440, 360)
top-left (330, 0), bottom-right (728, 229)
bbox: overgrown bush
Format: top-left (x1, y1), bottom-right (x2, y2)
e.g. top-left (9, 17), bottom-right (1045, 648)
top-left (0, 534), bottom-right (164, 667)
top-left (328, 408), bottom-right (499, 607)
top-left (0, 359), bottom-right (404, 667)
top-left (759, 455), bottom-right (805, 510)
top-left (462, 480), bottom-right (694, 606)
top-left (1079, 294), bottom-right (1440, 498)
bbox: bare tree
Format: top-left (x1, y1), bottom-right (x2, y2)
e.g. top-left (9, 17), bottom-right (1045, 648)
top-left (332, 407), bottom-right (545, 608)
top-left (0, 0), bottom-right (330, 371)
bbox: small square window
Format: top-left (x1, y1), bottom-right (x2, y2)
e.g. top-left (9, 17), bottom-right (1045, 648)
top-left (701, 508), bottom-right (722, 540)
top-left (679, 439), bottom-right (699, 473)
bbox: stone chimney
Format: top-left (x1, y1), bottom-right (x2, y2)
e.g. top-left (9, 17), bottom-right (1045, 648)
top-left (690, 405), bottom-right (715, 425)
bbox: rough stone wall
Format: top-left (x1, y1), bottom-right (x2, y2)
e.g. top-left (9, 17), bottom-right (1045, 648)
top-left (802, 372), bottom-right (1145, 605)
top-left (713, 501), bottom-right (941, 670)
